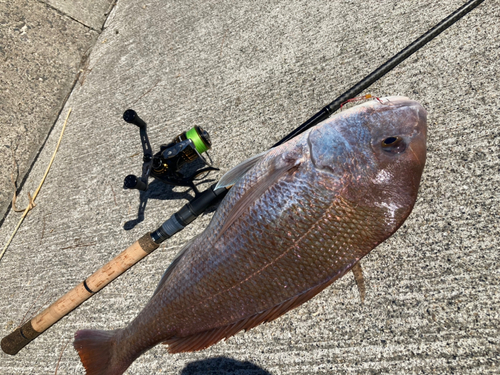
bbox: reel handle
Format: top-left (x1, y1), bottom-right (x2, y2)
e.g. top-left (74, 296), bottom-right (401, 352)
top-left (123, 109), bottom-right (147, 129)
top-left (124, 174), bottom-right (147, 191)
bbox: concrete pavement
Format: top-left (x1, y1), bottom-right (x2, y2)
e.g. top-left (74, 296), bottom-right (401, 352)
top-left (0, 0), bottom-right (498, 374)
top-left (0, 0), bottom-right (114, 223)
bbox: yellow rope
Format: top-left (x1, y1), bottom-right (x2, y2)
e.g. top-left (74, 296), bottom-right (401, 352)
top-left (0, 108), bottom-right (72, 263)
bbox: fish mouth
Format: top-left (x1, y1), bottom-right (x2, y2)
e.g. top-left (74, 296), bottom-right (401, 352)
top-left (343, 96), bottom-right (412, 111)
top-left (308, 95), bottom-right (427, 177)
top-left (341, 96), bottom-right (428, 140)
top-left (341, 96), bottom-right (427, 134)
top-left (374, 96), bottom-right (412, 106)
top-left (342, 96), bottom-right (427, 173)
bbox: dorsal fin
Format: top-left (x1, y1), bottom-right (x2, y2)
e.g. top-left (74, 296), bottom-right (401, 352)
top-left (163, 270), bottom-right (343, 353)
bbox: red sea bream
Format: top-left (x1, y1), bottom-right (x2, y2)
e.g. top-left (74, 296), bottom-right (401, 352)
top-left (74, 96), bottom-right (427, 375)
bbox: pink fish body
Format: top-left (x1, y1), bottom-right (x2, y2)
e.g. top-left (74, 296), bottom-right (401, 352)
top-left (74, 96), bottom-right (427, 375)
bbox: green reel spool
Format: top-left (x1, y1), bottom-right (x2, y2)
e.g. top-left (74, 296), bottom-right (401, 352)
top-left (185, 126), bottom-right (211, 154)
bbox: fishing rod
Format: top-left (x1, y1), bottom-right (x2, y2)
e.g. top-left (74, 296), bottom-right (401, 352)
top-left (1, 0), bottom-right (485, 356)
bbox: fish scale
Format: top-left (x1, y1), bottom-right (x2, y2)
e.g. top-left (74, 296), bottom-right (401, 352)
top-left (161, 166), bottom-right (381, 333)
top-left (73, 97), bottom-right (427, 375)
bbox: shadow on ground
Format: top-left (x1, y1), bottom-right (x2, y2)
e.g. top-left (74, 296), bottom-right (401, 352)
top-left (123, 159), bottom-right (219, 230)
top-left (123, 180), bottom-right (192, 230)
top-left (180, 357), bottom-right (272, 375)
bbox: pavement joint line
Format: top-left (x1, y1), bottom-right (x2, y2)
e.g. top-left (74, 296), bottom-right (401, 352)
top-left (0, 108), bottom-right (72, 263)
top-left (0, 65), bottom-right (79, 229)
top-left (35, 0), bottom-right (111, 33)
top-left (0, 1), bottom-right (117, 227)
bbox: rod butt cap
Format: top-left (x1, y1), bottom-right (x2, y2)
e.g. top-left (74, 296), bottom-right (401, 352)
top-left (1, 321), bottom-right (40, 355)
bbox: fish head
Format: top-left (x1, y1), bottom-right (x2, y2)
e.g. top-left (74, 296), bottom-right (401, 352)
top-left (309, 96), bottom-right (427, 231)
top-left (365, 96), bottom-right (427, 195)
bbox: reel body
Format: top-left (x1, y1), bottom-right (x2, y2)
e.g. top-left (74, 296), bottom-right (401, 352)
top-left (123, 110), bottom-right (218, 195)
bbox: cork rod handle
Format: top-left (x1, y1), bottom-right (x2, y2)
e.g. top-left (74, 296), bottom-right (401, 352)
top-left (1, 233), bottom-right (158, 355)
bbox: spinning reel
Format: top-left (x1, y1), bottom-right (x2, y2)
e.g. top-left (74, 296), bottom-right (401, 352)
top-left (122, 109), bottom-right (218, 195)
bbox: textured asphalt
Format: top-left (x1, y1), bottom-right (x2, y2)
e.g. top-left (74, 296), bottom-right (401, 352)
top-left (0, 1), bottom-right (499, 374)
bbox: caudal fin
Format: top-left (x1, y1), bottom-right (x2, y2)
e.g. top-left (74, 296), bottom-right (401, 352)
top-left (73, 329), bottom-right (127, 375)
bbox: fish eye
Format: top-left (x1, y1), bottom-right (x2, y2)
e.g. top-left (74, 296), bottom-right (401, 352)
top-left (381, 136), bottom-right (406, 154)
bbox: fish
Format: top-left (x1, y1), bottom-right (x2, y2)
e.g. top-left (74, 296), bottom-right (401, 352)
top-left (73, 96), bottom-right (427, 375)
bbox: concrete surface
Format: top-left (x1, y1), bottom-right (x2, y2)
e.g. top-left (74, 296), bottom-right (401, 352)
top-left (0, 0), bottom-right (112, 226)
top-left (42, 0), bottom-right (115, 31)
top-left (0, 0), bottom-right (499, 374)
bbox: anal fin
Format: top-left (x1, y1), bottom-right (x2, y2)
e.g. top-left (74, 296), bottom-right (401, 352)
top-left (351, 262), bottom-right (366, 303)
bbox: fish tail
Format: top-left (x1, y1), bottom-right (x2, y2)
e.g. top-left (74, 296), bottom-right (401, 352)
top-left (73, 329), bottom-right (130, 375)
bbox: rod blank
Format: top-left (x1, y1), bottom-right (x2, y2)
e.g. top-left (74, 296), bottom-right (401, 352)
top-left (273, 0), bottom-right (485, 147)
